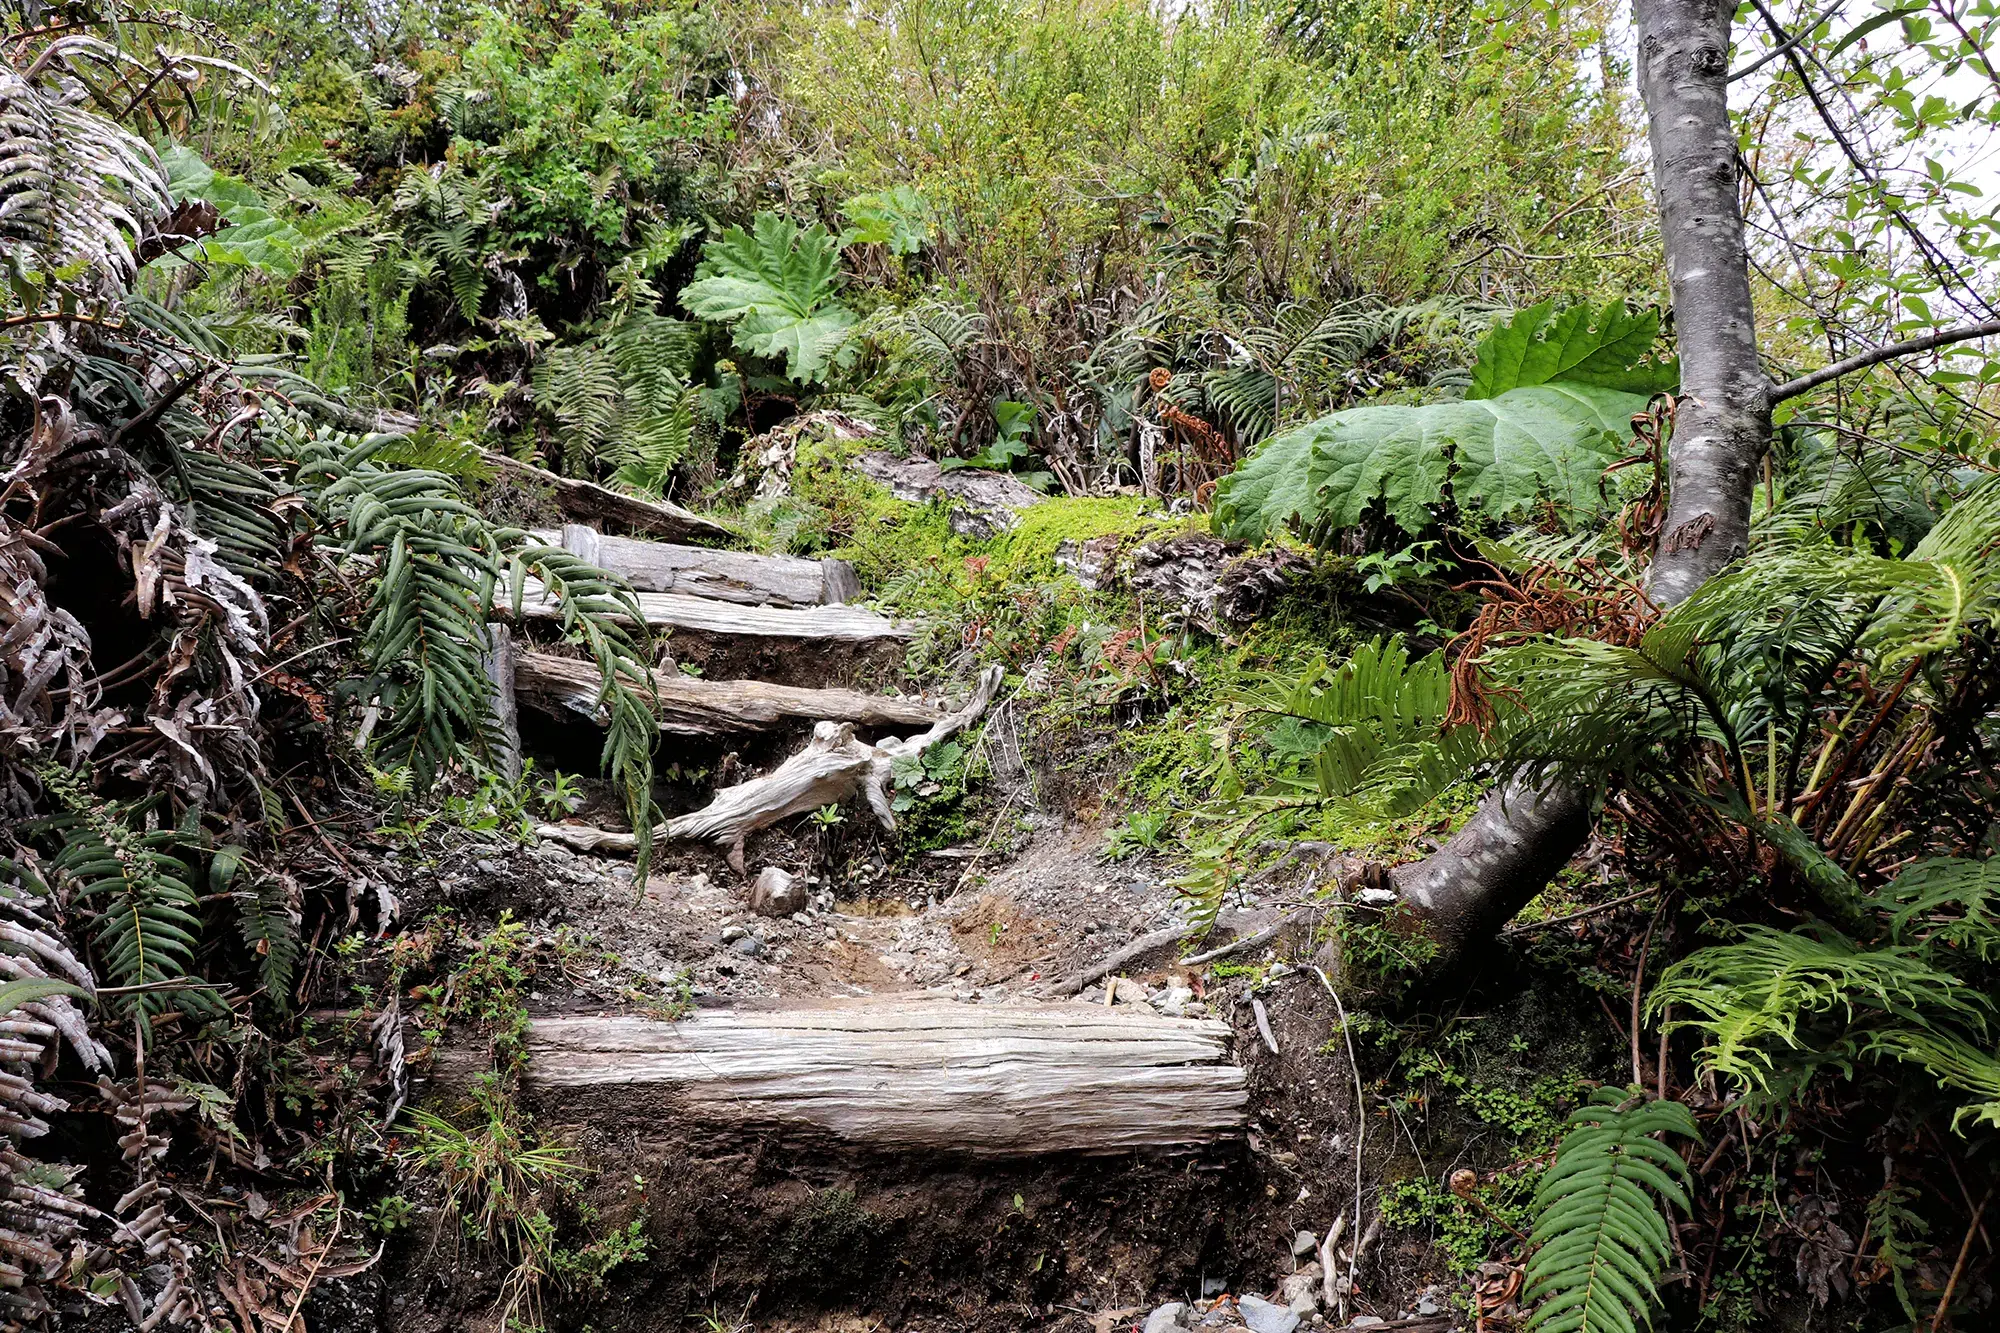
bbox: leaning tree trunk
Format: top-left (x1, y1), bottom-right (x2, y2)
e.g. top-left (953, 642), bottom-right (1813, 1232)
top-left (1392, 0), bottom-right (1768, 969)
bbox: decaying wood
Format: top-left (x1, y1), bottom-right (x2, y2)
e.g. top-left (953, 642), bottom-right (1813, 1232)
top-left (538, 666), bottom-right (1003, 872)
top-left (512, 650), bottom-right (942, 736)
top-left (668, 664), bottom-right (1002, 873)
top-left (480, 624), bottom-right (522, 781)
top-left (537, 525), bottom-right (861, 606)
top-left (515, 584), bottom-right (913, 642)
top-left (851, 451), bottom-right (1044, 539)
top-left (490, 998), bottom-right (1247, 1155)
top-left (481, 451), bottom-right (734, 545)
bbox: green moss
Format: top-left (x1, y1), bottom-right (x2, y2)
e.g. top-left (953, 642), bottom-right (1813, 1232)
top-left (991, 495), bottom-right (1176, 580)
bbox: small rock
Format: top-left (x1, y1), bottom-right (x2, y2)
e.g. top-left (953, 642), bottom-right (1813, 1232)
top-left (1278, 1267), bottom-right (1320, 1316)
top-left (1349, 1319), bottom-right (1386, 1329)
top-left (1160, 984), bottom-right (1196, 1017)
top-left (1291, 1229), bottom-right (1319, 1257)
top-left (1201, 1276), bottom-right (1229, 1299)
top-left (474, 858), bottom-right (497, 875)
top-left (1143, 1302), bottom-right (1190, 1333)
top-left (1415, 1289), bottom-right (1443, 1317)
top-left (750, 866), bottom-right (804, 917)
top-left (720, 925), bottom-right (748, 944)
top-left (1237, 1295), bottom-right (1299, 1333)
top-left (731, 934), bottom-right (763, 957)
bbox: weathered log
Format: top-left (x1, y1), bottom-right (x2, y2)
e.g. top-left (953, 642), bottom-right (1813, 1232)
top-left (538, 665), bottom-right (1003, 871)
top-left (536, 525), bottom-right (861, 606)
top-left (851, 451), bottom-right (1044, 538)
top-left (512, 649), bottom-right (942, 736)
top-left (514, 583), bottom-right (913, 643)
top-left (481, 452), bottom-right (734, 545)
top-left (480, 624), bottom-right (522, 780)
top-left (488, 999), bottom-right (1247, 1155)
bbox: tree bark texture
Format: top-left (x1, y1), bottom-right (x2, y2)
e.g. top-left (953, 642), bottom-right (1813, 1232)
top-left (1390, 0), bottom-right (1768, 967)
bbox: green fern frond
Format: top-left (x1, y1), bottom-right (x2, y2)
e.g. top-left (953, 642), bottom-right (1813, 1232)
top-left (1878, 856), bottom-right (2000, 961)
top-left (1649, 926), bottom-right (1992, 1095)
top-left (33, 770), bottom-right (201, 1016)
top-left (1524, 1087), bottom-right (1699, 1333)
top-left (532, 343), bottom-right (623, 460)
top-left (211, 845), bottom-right (299, 1004)
top-left (502, 543), bottom-right (659, 878)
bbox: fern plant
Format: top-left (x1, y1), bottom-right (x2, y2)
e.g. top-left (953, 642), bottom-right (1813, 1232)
top-left (32, 768), bottom-right (205, 1018)
top-left (1524, 1087), bottom-right (1699, 1333)
top-left (294, 427), bottom-right (662, 873)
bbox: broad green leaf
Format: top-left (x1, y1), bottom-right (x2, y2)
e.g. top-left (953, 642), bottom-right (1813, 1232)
top-left (1450, 383), bottom-right (1654, 518)
top-left (1212, 423), bottom-right (1320, 541)
top-left (1213, 301), bottom-right (1669, 542)
top-left (156, 146), bottom-right (303, 277)
top-left (1469, 299), bottom-right (1676, 398)
top-left (840, 185), bottom-right (932, 255)
top-left (679, 213), bottom-right (857, 383)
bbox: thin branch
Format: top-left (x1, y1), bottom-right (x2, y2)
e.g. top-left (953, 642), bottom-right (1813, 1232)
top-left (1729, 0), bottom-right (1844, 83)
top-left (1768, 318), bottom-right (2000, 402)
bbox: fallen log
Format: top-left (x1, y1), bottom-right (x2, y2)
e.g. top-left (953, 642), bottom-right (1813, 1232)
top-left (470, 999), bottom-right (1247, 1155)
top-left (537, 524), bottom-right (861, 606)
top-left (482, 452), bottom-right (734, 545)
top-left (539, 665), bottom-right (1003, 871)
top-left (851, 451), bottom-right (1044, 538)
top-left (512, 650), bottom-right (942, 735)
top-left (515, 584), bottom-right (913, 642)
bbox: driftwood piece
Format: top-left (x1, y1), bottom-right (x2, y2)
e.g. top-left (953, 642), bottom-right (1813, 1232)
top-left (497, 999), bottom-right (1247, 1155)
top-left (515, 583), bottom-right (913, 642)
top-left (512, 650), bottom-right (941, 736)
top-left (537, 525), bottom-right (861, 606)
top-left (538, 666), bottom-right (1003, 871)
top-left (851, 451), bottom-right (1044, 539)
top-left (481, 452), bottom-right (734, 545)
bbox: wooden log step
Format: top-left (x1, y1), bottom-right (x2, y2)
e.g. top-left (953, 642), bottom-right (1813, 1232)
top-left (507, 999), bottom-right (1247, 1155)
top-left (513, 650), bottom-right (942, 736)
top-left (515, 584), bottom-right (914, 642)
top-left (537, 525), bottom-right (861, 607)
top-left (482, 452), bottom-right (735, 545)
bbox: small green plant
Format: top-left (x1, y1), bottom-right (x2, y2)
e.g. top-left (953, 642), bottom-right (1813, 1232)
top-left (941, 399), bottom-right (1055, 490)
top-left (1104, 808), bottom-right (1171, 859)
top-left (1352, 540), bottom-right (1445, 593)
top-left (368, 1194), bottom-right (415, 1235)
top-left (534, 768), bottom-right (585, 819)
top-left (404, 1078), bottom-right (585, 1328)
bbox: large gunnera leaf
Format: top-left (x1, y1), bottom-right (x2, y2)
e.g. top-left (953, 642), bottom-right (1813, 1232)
top-left (1213, 301), bottom-right (1674, 542)
top-left (678, 212), bottom-right (857, 384)
top-left (157, 146), bottom-right (304, 277)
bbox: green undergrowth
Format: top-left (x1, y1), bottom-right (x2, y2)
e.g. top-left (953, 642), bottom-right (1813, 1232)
top-left (1350, 988), bottom-right (1618, 1278)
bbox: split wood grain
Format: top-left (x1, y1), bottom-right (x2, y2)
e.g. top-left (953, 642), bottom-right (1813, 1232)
top-left (512, 650), bottom-right (941, 735)
top-left (537, 525), bottom-right (861, 607)
top-left (481, 452), bottom-right (733, 545)
top-left (514, 582), bottom-right (913, 642)
top-left (518, 998), bottom-right (1247, 1154)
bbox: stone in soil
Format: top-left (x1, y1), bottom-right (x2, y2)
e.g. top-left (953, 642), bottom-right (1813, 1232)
top-left (1279, 1265), bottom-right (1321, 1316)
top-left (1236, 1294), bottom-right (1300, 1333)
top-left (750, 865), bottom-right (804, 916)
top-left (730, 934), bottom-right (763, 956)
top-left (1290, 1229), bottom-right (1318, 1257)
top-left (1143, 1302), bottom-right (1190, 1333)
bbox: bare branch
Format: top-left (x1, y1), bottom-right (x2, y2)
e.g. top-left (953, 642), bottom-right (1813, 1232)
top-left (1768, 318), bottom-right (2000, 402)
